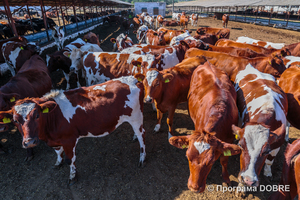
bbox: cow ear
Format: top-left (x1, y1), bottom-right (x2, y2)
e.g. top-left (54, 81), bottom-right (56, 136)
top-left (3, 93), bottom-right (20, 104)
top-left (110, 38), bottom-right (116, 43)
top-left (132, 60), bottom-right (142, 67)
top-left (218, 140), bottom-right (242, 156)
top-left (232, 124), bottom-right (242, 140)
top-left (169, 136), bottom-right (190, 149)
top-left (153, 32), bottom-right (158, 36)
top-left (82, 51), bottom-right (88, 56)
top-left (63, 51), bottom-right (71, 58)
top-left (180, 40), bottom-right (189, 48)
top-left (134, 73), bottom-right (145, 82)
top-left (162, 73), bottom-right (174, 83)
top-left (0, 110), bottom-right (13, 124)
top-left (38, 101), bottom-right (57, 114)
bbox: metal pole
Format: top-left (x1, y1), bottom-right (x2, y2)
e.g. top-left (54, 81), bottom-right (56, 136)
top-left (244, 6), bottom-right (247, 22)
top-left (39, 0), bottom-right (50, 41)
top-left (26, 5), bottom-right (35, 34)
top-left (58, 0), bottom-right (67, 34)
top-left (83, 3), bottom-right (87, 28)
top-left (72, 0), bottom-right (79, 30)
top-left (65, 0), bottom-right (70, 25)
top-left (235, 6), bottom-right (237, 21)
top-left (3, 0), bottom-right (18, 37)
top-left (55, 0), bottom-right (61, 27)
top-left (255, 6), bottom-right (259, 22)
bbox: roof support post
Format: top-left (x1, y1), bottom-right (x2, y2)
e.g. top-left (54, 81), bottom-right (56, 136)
top-left (58, 0), bottom-right (67, 34)
top-left (72, 0), bottom-right (79, 30)
top-left (64, 0), bottom-right (70, 25)
top-left (244, 6), bottom-right (247, 22)
top-left (235, 6), bottom-right (237, 21)
top-left (255, 6), bottom-right (259, 22)
top-left (91, 5), bottom-right (94, 24)
top-left (83, 2), bottom-right (87, 28)
top-left (3, 0), bottom-right (18, 37)
top-left (55, 0), bottom-right (61, 26)
top-left (26, 5), bottom-right (35, 34)
top-left (39, 0), bottom-right (50, 42)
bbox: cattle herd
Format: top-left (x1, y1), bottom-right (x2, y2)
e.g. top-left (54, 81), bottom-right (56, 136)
top-left (0, 11), bottom-right (300, 199)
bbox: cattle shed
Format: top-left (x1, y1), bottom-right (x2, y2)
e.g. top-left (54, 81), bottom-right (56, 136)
top-left (134, 2), bottom-right (166, 16)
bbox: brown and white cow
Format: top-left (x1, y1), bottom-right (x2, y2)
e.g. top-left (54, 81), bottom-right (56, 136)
top-left (284, 42), bottom-right (300, 57)
top-left (282, 56), bottom-right (300, 68)
top-left (156, 15), bottom-right (164, 28)
top-left (180, 14), bottom-right (189, 29)
top-left (162, 20), bottom-right (179, 27)
top-left (236, 36), bottom-right (285, 49)
top-left (0, 76), bottom-right (146, 184)
top-left (172, 13), bottom-right (181, 21)
top-left (2, 41), bottom-right (40, 76)
top-left (190, 14), bottom-right (198, 27)
top-left (157, 27), bottom-right (187, 44)
top-left (82, 32), bottom-right (101, 47)
top-left (232, 64), bottom-right (287, 196)
top-left (195, 27), bottom-right (230, 39)
top-left (110, 33), bottom-right (134, 52)
top-left (222, 14), bottom-right (229, 28)
top-left (0, 36), bottom-right (28, 64)
top-left (135, 25), bottom-right (148, 44)
top-left (0, 55), bottom-right (52, 160)
top-left (134, 56), bottom-right (207, 138)
top-left (144, 15), bottom-right (154, 29)
top-left (146, 29), bottom-right (167, 46)
top-left (184, 48), bottom-right (286, 81)
top-left (268, 138), bottom-right (300, 200)
top-left (169, 62), bottom-right (241, 193)
top-left (207, 45), bottom-right (266, 58)
top-left (65, 50), bottom-right (162, 86)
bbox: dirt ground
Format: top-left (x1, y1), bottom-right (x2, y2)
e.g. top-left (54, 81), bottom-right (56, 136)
top-left (0, 16), bottom-right (300, 200)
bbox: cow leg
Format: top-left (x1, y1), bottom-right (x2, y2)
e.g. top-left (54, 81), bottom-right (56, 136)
top-left (167, 107), bottom-right (176, 140)
top-left (63, 141), bottom-right (78, 185)
top-left (53, 146), bottom-right (64, 169)
top-left (153, 108), bottom-right (163, 134)
top-left (264, 147), bottom-right (280, 177)
top-left (75, 72), bottom-right (81, 88)
top-left (220, 154), bottom-right (231, 186)
top-left (63, 71), bottom-right (70, 90)
top-left (285, 121), bottom-right (290, 141)
top-left (8, 65), bottom-right (15, 76)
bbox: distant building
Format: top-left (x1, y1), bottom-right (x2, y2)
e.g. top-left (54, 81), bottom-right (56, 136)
top-left (134, 2), bottom-right (166, 16)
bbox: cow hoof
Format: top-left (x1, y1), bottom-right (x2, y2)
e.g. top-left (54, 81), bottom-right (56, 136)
top-left (24, 155), bottom-right (34, 162)
top-left (52, 163), bottom-right (63, 170)
top-left (138, 161), bottom-right (145, 168)
top-left (68, 177), bottom-right (78, 186)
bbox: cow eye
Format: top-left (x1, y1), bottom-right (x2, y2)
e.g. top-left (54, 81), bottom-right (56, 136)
top-left (36, 113), bottom-right (39, 119)
top-left (14, 119), bottom-right (19, 124)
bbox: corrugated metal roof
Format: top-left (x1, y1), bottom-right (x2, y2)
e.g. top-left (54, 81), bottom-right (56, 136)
top-left (171, 0), bottom-right (300, 7)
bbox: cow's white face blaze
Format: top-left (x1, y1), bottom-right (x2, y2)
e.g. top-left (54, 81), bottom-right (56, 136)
top-left (144, 70), bottom-right (160, 103)
top-left (64, 49), bottom-right (83, 71)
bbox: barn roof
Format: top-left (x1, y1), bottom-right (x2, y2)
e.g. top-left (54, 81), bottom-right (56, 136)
top-left (170, 0), bottom-right (300, 7)
top-left (0, 0), bottom-right (132, 7)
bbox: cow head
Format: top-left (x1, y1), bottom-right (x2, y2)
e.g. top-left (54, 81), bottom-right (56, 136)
top-left (0, 92), bottom-right (20, 112)
top-left (169, 130), bottom-right (241, 193)
top-left (46, 54), bottom-right (71, 73)
top-left (196, 28), bottom-right (206, 36)
top-left (63, 49), bottom-right (88, 72)
top-left (0, 98), bottom-right (57, 148)
top-left (83, 32), bottom-right (101, 47)
top-left (264, 55), bottom-right (286, 78)
top-left (134, 69), bottom-right (173, 103)
top-left (51, 26), bottom-right (65, 50)
top-left (232, 123), bottom-right (285, 187)
top-left (111, 33), bottom-right (132, 52)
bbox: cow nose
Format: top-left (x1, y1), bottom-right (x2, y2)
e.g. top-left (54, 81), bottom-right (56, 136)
top-left (242, 176), bottom-right (258, 187)
top-left (188, 179), bottom-right (205, 193)
top-left (70, 67), bottom-right (75, 72)
top-left (144, 96), bottom-right (153, 103)
top-left (23, 138), bottom-right (38, 148)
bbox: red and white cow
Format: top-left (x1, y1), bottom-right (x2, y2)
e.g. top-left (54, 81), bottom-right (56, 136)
top-left (236, 36), bottom-right (285, 49)
top-left (156, 15), bottom-right (164, 28)
top-left (51, 26), bottom-right (65, 51)
top-left (195, 27), bottom-right (230, 39)
top-left (157, 27), bottom-right (188, 44)
top-left (65, 50), bottom-right (163, 86)
top-left (110, 33), bottom-right (134, 52)
top-left (2, 41), bottom-right (40, 76)
top-left (222, 14), bottom-right (229, 28)
top-left (282, 56), bottom-right (300, 68)
top-left (0, 76), bottom-right (146, 184)
top-left (82, 32), bottom-right (101, 47)
top-left (169, 61), bottom-right (241, 193)
top-left (180, 14), bottom-right (189, 29)
top-left (170, 30), bottom-right (191, 46)
top-left (144, 15), bottom-right (154, 29)
top-left (284, 42), bottom-right (300, 57)
top-left (268, 138), bottom-right (300, 200)
top-left (135, 25), bottom-right (148, 44)
top-left (172, 13), bottom-right (181, 21)
top-left (0, 55), bottom-right (52, 160)
top-left (146, 29), bottom-right (167, 46)
top-left (232, 64), bottom-right (287, 196)
top-left (134, 56), bottom-right (207, 138)
top-left (190, 14), bottom-right (198, 27)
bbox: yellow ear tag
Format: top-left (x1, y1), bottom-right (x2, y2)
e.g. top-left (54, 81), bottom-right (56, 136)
top-left (137, 64), bottom-right (141, 67)
top-left (20, 47), bottom-right (24, 50)
top-left (68, 54), bottom-right (70, 57)
top-left (165, 79), bottom-right (169, 83)
top-left (223, 149), bottom-right (232, 156)
top-left (3, 117), bottom-right (11, 124)
top-left (138, 77), bottom-right (142, 82)
top-left (182, 144), bottom-right (188, 149)
top-left (269, 61), bottom-right (271, 64)
top-left (10, 97), bottom-right (15, 102)
top-left (42, 107), bottom-right (49, 113)
top-left (113, 41), bottom-right (116, 43)
top-left (218, 35), bottom-right (220, 39)
top-left (235, 134), bottom-right (239, 140)
top-left (85, 39), bottom-right (87, 41)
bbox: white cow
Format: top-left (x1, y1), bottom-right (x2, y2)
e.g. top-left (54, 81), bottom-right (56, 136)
top-left (236, 36), bottom-right (285, 49)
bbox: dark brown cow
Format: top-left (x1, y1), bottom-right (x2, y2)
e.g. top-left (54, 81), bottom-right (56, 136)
top-left (0, 55), bottom-right (52, 160)
top-left (82, 32), bottom-right (101, 47)
top-left (146, 29), bottom-right (167, 46)
top-left (195, 27), bottom-right (230, 39)
top-left (185, 48), bottom-right (286, 81)
top-left (207, 45), bottom-right (266, 58)
top-left (0, 36), bottom-right (27, 64)
top-left (232, 64), bottom-right (287, 197)
top-left (169, 62), bottom-right (241, 193)
top-left (0, 76), bottom-right (146, 184)
top-left (268, 138), bottom-right (300, 200)
top-left (194, 34), bottom-right (219, 45)
top-left (134, 56), bottom-right (207, 138)
top-left (2, 41), bottom-right (40, 76)
top-left (162, 20), bottom-right (179, 27)
top-left (222, 14), bottom-right (229, 28)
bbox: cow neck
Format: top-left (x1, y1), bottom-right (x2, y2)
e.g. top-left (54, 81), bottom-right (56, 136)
top-left (248, 57), bottom-right (266, 68)
top-left (174, 45), bottom-right (187, 62)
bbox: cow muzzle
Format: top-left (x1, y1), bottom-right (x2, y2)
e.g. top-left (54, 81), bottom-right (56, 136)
top-left (22, 137), bottom-right (39, 148)
top-left (144, 96), bottom-right (153, 103)
top-left (241, 175), bottom-right (259, 187)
